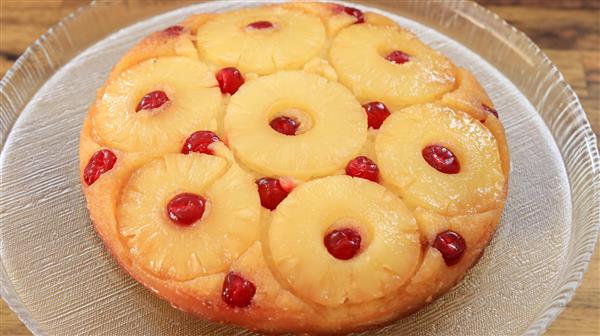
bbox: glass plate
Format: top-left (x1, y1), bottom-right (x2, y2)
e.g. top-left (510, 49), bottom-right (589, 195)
top-left (1, 1), bottom-right (598, 335)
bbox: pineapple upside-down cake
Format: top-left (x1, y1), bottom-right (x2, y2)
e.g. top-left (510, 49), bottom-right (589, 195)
top-left (80, 2), bottom-right (509, 334)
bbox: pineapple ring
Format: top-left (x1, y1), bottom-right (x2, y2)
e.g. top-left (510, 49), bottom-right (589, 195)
top-left (93, 57), bottom-right (221, 155)
top-left (329, 24), bottom-right (457, 109)
top-left (118, 154), bottom-right (261, 281)
top-left (267, 175), bottom-right (421, 307)
top-left (375, 103), bottom-right (506, 216)
top-left (196, 6), bottom-right (326, 75)
top-left (441, 67), bottom-right (494, 122)
top-left (224, 71), bottom-right (367, 179)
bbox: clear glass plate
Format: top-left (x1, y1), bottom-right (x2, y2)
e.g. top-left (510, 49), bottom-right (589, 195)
top-left (1, 1), bottom-right (598, 335)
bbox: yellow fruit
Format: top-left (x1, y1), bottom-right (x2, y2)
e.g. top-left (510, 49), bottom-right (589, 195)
top-left (118, 154), bottom-right (260, 281)
top-left (281, 2), bottom-right (356, 37)
top-left (484, 115), bottom-right (510, 177)
top-left (363, 12), bottom-right (398, 27)
top-left (375, 104), bottom-right (505, 216)
top-left (329, 24), bottom-right (457, 109)
top-left (224, 71), bottom-right (367, 179)
top-left (107, 27), bottom-right (198, 82)
top-left (196, 6), bottom-right (326, 75)
top-left (93, 57), bottom-right (221, 155)
top-left (441, 67), bottom-right (493, 121)
top-left (302, 57), bottom-right (338, 81)
top-left (267, 175), bottom-right (421, 307)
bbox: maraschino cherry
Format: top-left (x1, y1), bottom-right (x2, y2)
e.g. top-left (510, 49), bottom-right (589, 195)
top-left (216, 67), bottom-right (244, 95)
top-left (181, 131), bottom-right (220, 155)
top-left (166, 193), bottom-right (206, 226)
top-left (83, 149), bottom-right (117, 185)
top-left (422, 145), bottom-right (460, 174)
top-left (136, 91), bottom-right (169, 112)
top-left (346, 156), bottom-right (379, 182)
top-left (433, 230), bottom-right (466, 266)
top-left (222, 272), bottom-right (256, 308)
top-left (324, 228), bottom-right (362, 260)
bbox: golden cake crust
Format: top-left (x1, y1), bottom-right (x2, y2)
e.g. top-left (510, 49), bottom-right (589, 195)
top-left (80, 2), bottom-right (510, 334)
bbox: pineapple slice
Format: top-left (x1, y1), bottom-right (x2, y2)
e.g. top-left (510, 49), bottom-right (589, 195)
top-left (196, 6), bottom-right (326, 75)
top-left (441, 68), bottom-right (510, 175)
top-left (302, 57), bottom-right (338, 81)
top-left (363, 12), bottom-right (398, 27)
top-left (224, 71), bottom-right (367, 179)
top-left (441, 67), bottom-right (494, 121)
top-left (484, 115), bottom-right (510, 177)
top-left (329, 24), bottom-right (457, 109)
top-left (118, 154), bottom-right (260, 281)
top-left (108, 26), bottom-right (198, 82)
top-left (281, 2), bottom-right (356, 37)
top-left (180, 13), bottom-right (213, 35)
top-left (267, 175), bottom-right (421, 307)
top-left (93, 57), bottom-right (221, 155)
top-left (375, 104), bottom-right (505, 216)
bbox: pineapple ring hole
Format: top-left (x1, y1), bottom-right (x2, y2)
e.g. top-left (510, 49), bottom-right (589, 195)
top-left (268, 107), bottom-right (315, 135)
top-left (324, 218), bottom-right (373, 254)
top-left (133, 85), bottom-right (175, 115)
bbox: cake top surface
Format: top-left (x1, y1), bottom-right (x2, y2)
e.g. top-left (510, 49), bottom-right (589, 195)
top-left (80, 2), bottom-right (509, 333)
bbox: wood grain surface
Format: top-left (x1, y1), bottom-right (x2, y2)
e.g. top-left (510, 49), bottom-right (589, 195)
top-left (0, 1), bottom-right (598, 335)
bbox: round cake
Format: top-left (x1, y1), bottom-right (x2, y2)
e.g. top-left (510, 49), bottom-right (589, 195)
top-left (79, 2), bottom-right (509, 334)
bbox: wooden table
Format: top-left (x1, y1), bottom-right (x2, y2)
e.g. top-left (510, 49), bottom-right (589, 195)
top-left (1, 1), bottom-right (598, 335)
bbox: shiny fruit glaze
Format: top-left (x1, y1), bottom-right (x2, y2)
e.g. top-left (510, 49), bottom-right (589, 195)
top-left (216, 67), bottom-right (245, 95)
top-left (256, 177), bottom-right (289, 210)
top-left (222, 272), bottom-right (256, 308)
top-left (362, 101), bottom-right (391, 129)
top-left (346, 156), bottom-right (379, 182)
top-left (83, 149), bottom-right (117, 185)
top-left (181, 131), bottom-right (220, 155)
top-left (422, 145), bottom-right (460, 174)
top-left (270, 116), bottom-right (299, 135)
top-left (135, 90), bottom-right (170, 112)
top-left (433, 230), bottom-right (466, 266)
top-left (166, 193), bottom-right (206, 226)
top-left (324, 228), bottom-right (362, 260)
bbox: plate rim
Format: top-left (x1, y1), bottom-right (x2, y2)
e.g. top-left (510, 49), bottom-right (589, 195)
top-left (0, 1), bottom-right (598, 335)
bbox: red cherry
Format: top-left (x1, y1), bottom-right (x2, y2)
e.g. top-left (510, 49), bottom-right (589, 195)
top-left (181, 131), bottom-right (220, 155)
top-left (324, 228), bottom-right (362, 260)
top-left (270, 116), bottom-right (299, 136)
top-left (256, 177), bottom-right (289, 210)
top-left (222, 272), bottom-right (256, 308)
top-left (422, 145), bottom-right (460, 174)
top-left (346, 156), bottom-right (379, 182)
top-left (83, 149), bottom-right (117, 186)
top-left (343, 6), bottom-right (364, 23)
top-left (247, 21), bottom-right (274, 30)
top-left (362, 101), bottom-right (391, 129)
top-left (482, 104), bottom-right (499, 119)
top-left (216, 67), bottom-right (244, 95)
top-left (135, 90), bottom-right (169, 112)
top-left (166, 193), bottom-right (206, 226)
top-left (385, 50), bottom-right (410, 64)
top-left (433, 230), bottom-right (466, 266)
top-left (163, 25), bottom-right (184, 36)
